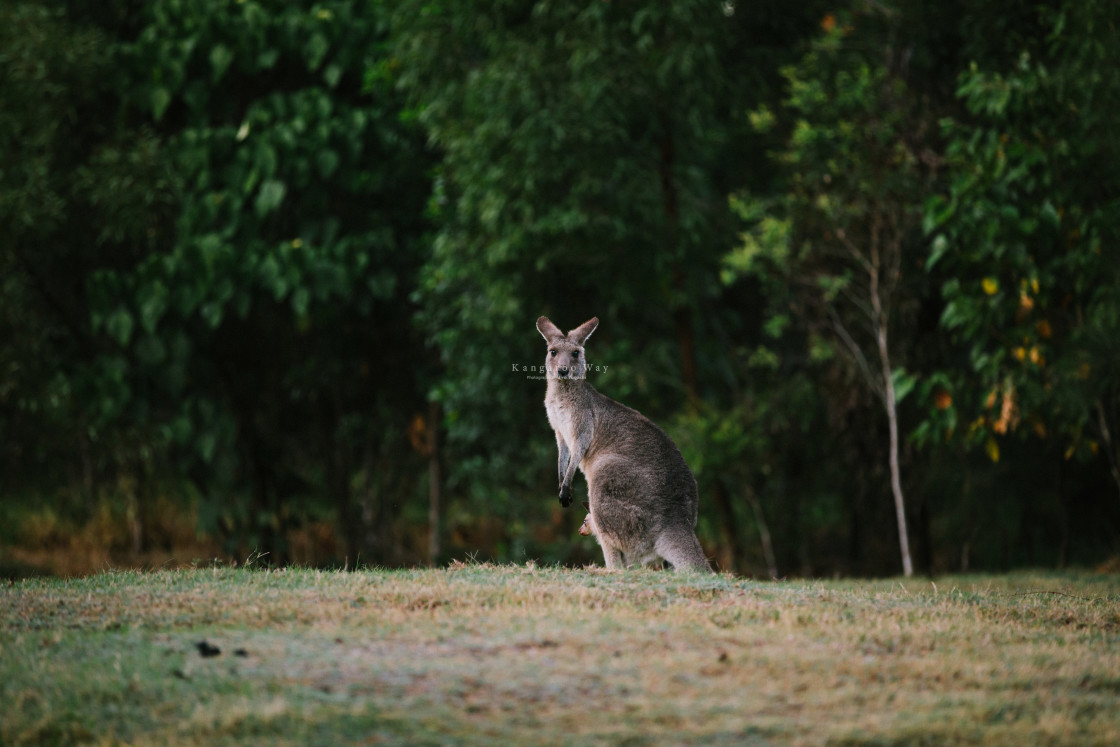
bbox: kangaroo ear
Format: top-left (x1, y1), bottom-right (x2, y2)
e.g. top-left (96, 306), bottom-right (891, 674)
top-left (536, 316), bottom-right (564, 342)
top-left (568, 317), bottom-right (599, 346)
top-left (582, 501), bottom-right (590, 511)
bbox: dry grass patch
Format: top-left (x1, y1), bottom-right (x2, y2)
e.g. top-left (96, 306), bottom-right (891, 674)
top-left (2, 564), bottom-right (1119, 744)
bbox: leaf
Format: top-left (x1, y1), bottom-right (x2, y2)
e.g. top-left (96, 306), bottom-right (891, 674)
top-left (200, 301), bottom-right (224, 328)
top-left (292, 287), bottom-right (310, 318)
top-left (985, 436), bottom-right (1000, 463)
top-left (305, 32), bottom-right (329, 71)
top-left (255, 179), bottom-right (287, 217)
top-left (316, 149), bottom-right (340, 179)
top-left (891, 368), bottom-right (918, 404)
top-left (926, 234), bottom-right (950, 270)
top-left (198, 430), bottom-right (218, 464)
top-left (151, 87), bottom-right (172, 121)
top-left (209, 44), bottom-right (233, 82)
top-left (105, 307), bottom-right (135, 346)
top-left (1040, 200), bottom-right (1060, 228)
top-left (763, 314), bottom-right (790, 340)
top-left (258, 48), bottom-right (280, 69)
top-left (939, 300), bottom-right (966, 330)
top-left (922, 195), bottom-right (955, 235)
top-left (139, 280), bottom-right (169, 334)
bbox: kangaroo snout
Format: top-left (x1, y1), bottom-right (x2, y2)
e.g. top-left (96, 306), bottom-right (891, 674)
top-left (557, 366), bottom-right (570, 378)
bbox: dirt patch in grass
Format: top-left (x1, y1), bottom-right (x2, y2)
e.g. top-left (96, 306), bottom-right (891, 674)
top-left (2, 565), bottom-right (1119, 744)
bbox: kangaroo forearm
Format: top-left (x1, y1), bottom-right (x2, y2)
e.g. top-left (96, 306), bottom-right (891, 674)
top-left (562, 429), bottom-right (591, 487)
top-left (557, 440), bottom-right (570, 484)
top-left (561, 456), bottom-right (581, 488)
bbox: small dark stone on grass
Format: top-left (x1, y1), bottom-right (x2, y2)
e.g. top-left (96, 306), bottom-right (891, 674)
top-left (196, 640), bottom-right (221, 657)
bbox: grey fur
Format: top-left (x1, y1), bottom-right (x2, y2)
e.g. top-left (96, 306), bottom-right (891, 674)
top-left (536, 316), bottom-right (712, 573)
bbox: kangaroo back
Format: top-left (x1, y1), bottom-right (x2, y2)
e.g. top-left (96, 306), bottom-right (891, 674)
top-left (536, 316), bottom-right (711, 573)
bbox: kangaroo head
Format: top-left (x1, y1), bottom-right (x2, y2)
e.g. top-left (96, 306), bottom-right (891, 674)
top-left (536, 316), bottom-right (599, 381)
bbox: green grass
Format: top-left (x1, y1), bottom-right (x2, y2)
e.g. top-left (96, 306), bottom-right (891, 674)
top-left (3, 564), bottom-right (1119, 745)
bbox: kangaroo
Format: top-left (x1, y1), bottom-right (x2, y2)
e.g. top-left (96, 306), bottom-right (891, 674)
top-left (536, 316), bottom-right (711, 572)
top-left (578, 502), bottom-right (593, 537)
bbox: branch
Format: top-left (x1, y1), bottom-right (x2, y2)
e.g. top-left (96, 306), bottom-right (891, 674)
top-left (828, 306), bottom-right (885, 402)
top-left (863, 0), bottom-right (900, 18)
top-left (1096, 399), bottom-right (1120, 502)
top-left (836, 279), bottom-right (876, 326)
top-left (835, 229), bottom-right (873, 275)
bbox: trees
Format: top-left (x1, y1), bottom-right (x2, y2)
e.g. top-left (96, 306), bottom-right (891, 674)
top-left (0, 2), bottom-right (178, 525)
top-left (393, 1), bottom-right (736, 542)
top-left (390, 0), bottom-right (831, 565)
top-left (725, 14), bottom-right (937, 576)
top-left (924, 0), bottom-right (1120, 506)
top-left (4, 0), bottom-right (1118, 575)
top-left (105, 0), bottom-right (437, 562)
top-left (0, 0), bottom-right (436, 565)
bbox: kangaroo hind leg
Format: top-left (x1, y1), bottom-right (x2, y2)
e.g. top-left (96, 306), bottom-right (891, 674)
top-left (600, 542), bottom-right (624, 570)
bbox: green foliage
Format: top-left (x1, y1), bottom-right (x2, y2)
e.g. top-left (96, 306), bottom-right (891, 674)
top-left (0, 0), bottom-right (435, 563)
top-left (99, 0), bottom-right (436, 560)
top-left (723, 8), bottom-right (940, 574)
top-left (4, 0), bottom-right (1119, 576)
top-left (727, 16), bottom-right (933, 362)
top-left (0, 2), bottom-right (179, 512)
top-left (672, 369), bottom-right (846, 576)
top-left (390, 0), bottom-right (820, 546)
top-left (923, 1), bottom-right (1120, 476)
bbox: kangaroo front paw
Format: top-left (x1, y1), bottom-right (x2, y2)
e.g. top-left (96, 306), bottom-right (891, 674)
top-left (559, 484), bottom-right (572, 507)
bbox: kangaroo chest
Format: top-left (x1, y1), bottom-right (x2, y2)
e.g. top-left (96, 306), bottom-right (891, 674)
top-left (545, 387), bottom-right (595, 454)
top-left (545, 398), bottom-right (578, 444)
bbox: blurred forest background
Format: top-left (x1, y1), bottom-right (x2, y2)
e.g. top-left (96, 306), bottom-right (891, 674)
top-left (2, 0), bottom-right (1119, 578)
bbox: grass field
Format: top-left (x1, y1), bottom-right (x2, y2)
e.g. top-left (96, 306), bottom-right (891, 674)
top-left (3, 563), bottom-right (1119, 745)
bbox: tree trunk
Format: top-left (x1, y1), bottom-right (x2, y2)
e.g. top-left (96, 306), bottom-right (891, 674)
top-left (869, 309), bottom-right (913, 577)
top-left (710, 480), bottom-right (742, 573)
top-left (880, 352), bottom-right (913, 577)
top-left (1096, 400), bottom-right (1120, 507)
top-left (870, 245), bottom-right (913, 578)
top-left (745, 488), bottom-right (778, 579)
top-left (659, 110), bottom-right (700, 406)
top-left (428, 400), bottom-right (441, 567)
top-left (673, 301), bottom-right (700, 405)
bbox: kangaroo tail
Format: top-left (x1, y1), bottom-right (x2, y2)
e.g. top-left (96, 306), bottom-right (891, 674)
top-left (656, 527), bottom-right (712, 573)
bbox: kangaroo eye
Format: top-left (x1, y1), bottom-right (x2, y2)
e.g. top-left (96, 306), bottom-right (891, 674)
top-left (549, 349), bottom-right (557, 357)
top-left (572, 350), bottom-right (580, 358)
